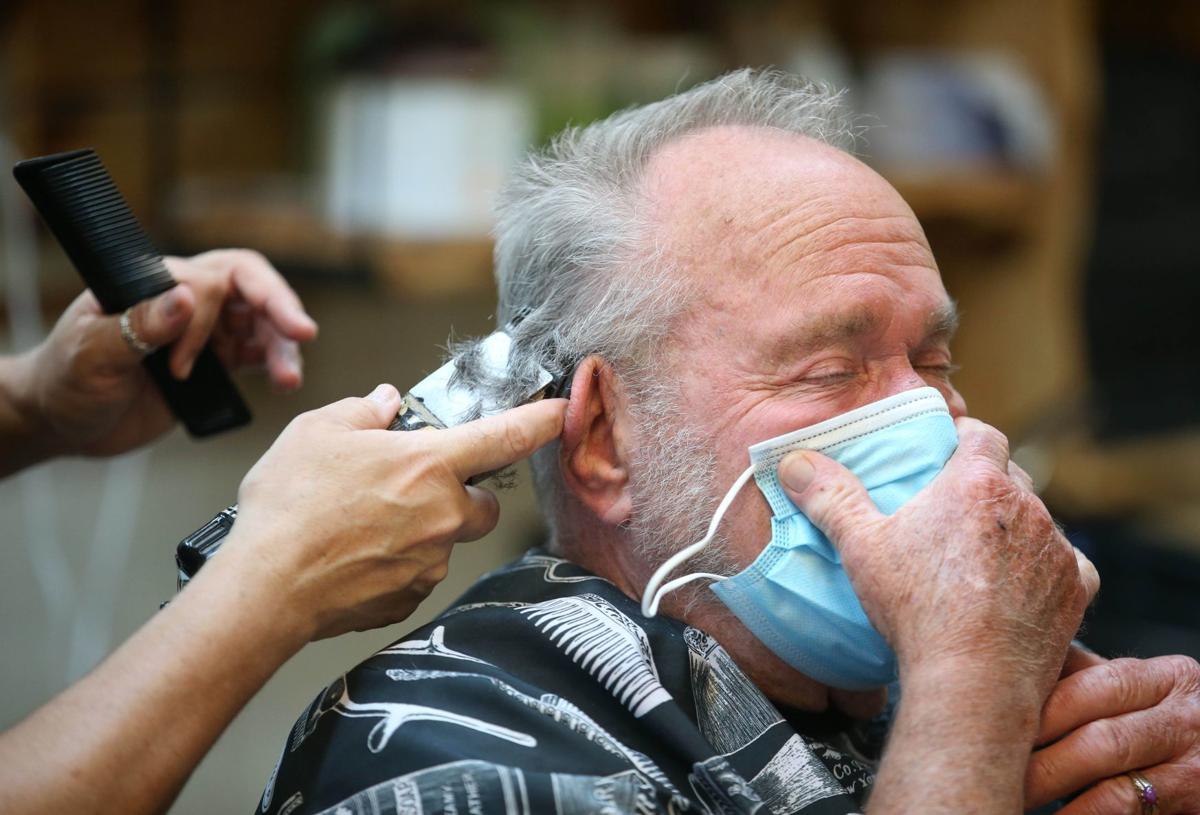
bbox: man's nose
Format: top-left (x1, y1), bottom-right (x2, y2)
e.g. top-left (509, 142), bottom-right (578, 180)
top-left (880, 362), bottom-right (928, 396)
top-left (879, 363), bottom-right (969, 418)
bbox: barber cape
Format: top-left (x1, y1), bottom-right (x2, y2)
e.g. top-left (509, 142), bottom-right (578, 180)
top-left (259, 549), bottom-right (883, 815)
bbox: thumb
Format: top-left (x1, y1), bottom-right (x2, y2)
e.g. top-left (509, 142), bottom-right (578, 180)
top-left (127, 287), bottom-right (196, 350)
top-left (96, 286), bottom-right (194, 366)
top-left (318, 383), bottom-right (403, 430)
top-left (778, 450), bottom-right (883, 547)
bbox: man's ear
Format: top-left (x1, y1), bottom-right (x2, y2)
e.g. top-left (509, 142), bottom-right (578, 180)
top-left (560, 356), bottom-right (633, 525)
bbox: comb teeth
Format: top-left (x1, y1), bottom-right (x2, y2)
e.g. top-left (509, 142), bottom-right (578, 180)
top-left (14, 149), bottom-right (174, 313)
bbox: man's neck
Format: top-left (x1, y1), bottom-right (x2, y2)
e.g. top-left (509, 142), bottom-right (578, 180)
top-left (558, 530), bottom-right (846, 714)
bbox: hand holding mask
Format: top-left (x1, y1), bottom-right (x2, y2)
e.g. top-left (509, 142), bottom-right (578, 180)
top-left (642, 387), bottom-right (1099, 698)
top-left (778, 399), bottom-right (1099, 698)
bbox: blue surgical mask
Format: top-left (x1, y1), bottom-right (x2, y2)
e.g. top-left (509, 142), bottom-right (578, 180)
top-left (641, 387), bottom-right (958, 691)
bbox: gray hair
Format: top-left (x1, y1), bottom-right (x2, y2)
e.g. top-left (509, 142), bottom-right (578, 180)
top-left (456, 68), bottom-right (858, 545)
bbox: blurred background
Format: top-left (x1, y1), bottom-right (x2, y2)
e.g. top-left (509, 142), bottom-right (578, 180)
top-left (0, 0), bottom-right (1197, 811)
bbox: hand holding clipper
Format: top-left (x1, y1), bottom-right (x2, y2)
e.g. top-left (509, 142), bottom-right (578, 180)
top-left (215, 384), bottom-right (566, 639)
top-left (176, 329), bottom-right (568, 587)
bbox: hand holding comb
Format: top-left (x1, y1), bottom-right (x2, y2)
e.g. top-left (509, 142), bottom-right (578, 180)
top-left (13, 148), bottom-right (251, 437)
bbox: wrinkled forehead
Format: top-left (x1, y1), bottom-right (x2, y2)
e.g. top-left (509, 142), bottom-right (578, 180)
top-left (639, 125), bottom-right (937, 292)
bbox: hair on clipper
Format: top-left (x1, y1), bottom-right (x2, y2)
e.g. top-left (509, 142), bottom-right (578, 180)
top-left (444, 322), bottom-right (564, 489)
top-left (447, 318), bottom-right (564, 420)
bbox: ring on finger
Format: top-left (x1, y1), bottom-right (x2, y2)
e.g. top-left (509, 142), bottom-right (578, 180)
top-left (119, 308), bottom-right (157, 355)
top-left (1128, 770), bottom-right (1159, 815)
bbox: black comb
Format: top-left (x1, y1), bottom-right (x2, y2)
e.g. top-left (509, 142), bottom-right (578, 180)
top-left (13, 148), bottom-right (251, 437)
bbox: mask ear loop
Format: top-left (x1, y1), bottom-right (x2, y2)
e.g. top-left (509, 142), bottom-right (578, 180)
top-left (640, 464), bottom-right (756, 618)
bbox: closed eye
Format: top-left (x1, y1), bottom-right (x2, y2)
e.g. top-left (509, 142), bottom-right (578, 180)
top-left (802, 370), bottom-right (858, 385)
top-left (916, 363), bottom-right (961, 379)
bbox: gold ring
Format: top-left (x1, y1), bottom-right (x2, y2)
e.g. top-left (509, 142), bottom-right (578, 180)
top-left (119, 308), bottom-right (156, 355)
top-left (1128, 770), bottom-right (1159, 815)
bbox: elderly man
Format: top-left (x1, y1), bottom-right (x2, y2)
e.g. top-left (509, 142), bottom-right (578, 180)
top-left (261, 70), bottom-right (1200, 814)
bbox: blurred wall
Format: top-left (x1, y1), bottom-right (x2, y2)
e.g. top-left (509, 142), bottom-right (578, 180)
top-left (1, 1), bottom-right (1198, 812)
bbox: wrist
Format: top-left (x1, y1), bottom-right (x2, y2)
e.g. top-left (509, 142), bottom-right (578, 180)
top-left (0, 349), bottom-right (62, 474)
top-left (900, 654), bottom-right (1043, 741)
top-left (184, 529), bottom-right (316, 657)
top-left (868, 657), bottom-right (1045, 814)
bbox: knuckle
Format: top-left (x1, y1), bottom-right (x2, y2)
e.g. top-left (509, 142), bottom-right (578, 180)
top-left (221, 247), bottom-right (265, 270)
top-left (291, 408), bottom-right (323, 431)
top-left (433, 503), bottom-right (467, 539)
top-left (1052, 549), bottom-right (1085, 598)
top-left (284, 414), bottom-right (312, 436)
top-left (322, 397), bottom-right (376, 428)
top-left (1071, 569), bottom-right (1099, 613)
top-left (162, 256), bottom-right (194, 282)
top-left (408, 554), bottom-right (451, 594)
top-left (1054, 554), bottom-right (1082, 591)
top-left (817, 477), bottom-right (858, 510)
top-left (1024, 751), bottom-right (1055, 799)
top-left (809, 481), bottom-right (869, 535)
top-left (1087, 717), bottom-right (1136, 769)
top-left (1087, 777), bottom-right (1136, 815)
top-left (235, 247), bottom-right (266, 263)
top-left (1022, 495), bottom-right (1058, 538)
top-left (1161, 654), bottom-right (1200, 702)
top-left (1182, 764), bottom-right (1200, 800)
top-left (425, 558), bottom-right (450, 585)
top-left (1004, 487), bottom-right (1050, 530)
top-left (1162, 653), bottom-right (1200, 683)
top-left (960, 419), bottom-right (1009, 457)
top-left (191, 277), bottom-right (227, 305)
top-left (419, 447), bottom-right (459, 484)
top-left (1097, 660), bottom-right (1138, 709)
top-left (407, 574), bottom-right (437, 598)
top-left (981, 425), bottom-right (1011, 458)
top-left (349, 399), bottom-right (381, 426)
top-left (975, 467), bottom-right (1015, 498)
top-left (502, 420), bottom-right (532, 459)
top-left (239, 468), bottom-right (265, 497)
top-left (954, 416), bottom-right (987, 438)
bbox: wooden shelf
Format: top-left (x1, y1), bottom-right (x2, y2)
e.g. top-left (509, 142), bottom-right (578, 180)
top-left (882, 168), bottom-right (1044, 237)
top-left (167, 181), bottom-right (495, 298)
top-left (167, 168), bottom-right (1045, 302)
top-left (1042, 429), bottom-right (1200, 520)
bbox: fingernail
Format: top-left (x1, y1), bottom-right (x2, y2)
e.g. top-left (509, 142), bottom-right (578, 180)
top-left (367, 383), bottom-right (398, 404)
top-left (779, 451), bottom-right (815, 492)
top-left (281, 342), bottom-right (301, 373)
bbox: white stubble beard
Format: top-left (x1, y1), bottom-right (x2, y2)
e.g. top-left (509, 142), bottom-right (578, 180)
top-left (623, 381), bottom-right (745, 598)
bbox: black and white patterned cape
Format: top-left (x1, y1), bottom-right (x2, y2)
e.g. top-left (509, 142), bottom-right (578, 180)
top-left (258, 549), bottom-right (885, 815)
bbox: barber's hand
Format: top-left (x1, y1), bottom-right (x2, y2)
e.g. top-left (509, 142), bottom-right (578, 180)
top-left (218, 386), bottom-right (566, 641)
top-left (778, 417), bottom-right (1100, 699)
top-left (24, 249), bottom-right (316, 458)
top-left (1025, 645), bottom-right (1200, 813)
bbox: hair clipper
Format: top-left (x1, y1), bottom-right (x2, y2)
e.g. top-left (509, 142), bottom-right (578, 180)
top-left (175, 328), bottom-right (567, 589)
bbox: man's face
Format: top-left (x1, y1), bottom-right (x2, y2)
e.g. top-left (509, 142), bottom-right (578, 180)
top-left (631, 126), bottom-right (968, 577)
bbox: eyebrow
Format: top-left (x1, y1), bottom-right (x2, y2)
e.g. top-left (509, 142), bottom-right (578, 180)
top-left (924, 301), bottom-right (960, 343)
top-left (764, 299), bottom-right (960, 363)
top-left (792, 307), bottom-right (880, 354)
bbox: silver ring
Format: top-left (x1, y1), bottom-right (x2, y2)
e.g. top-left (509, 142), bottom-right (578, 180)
top-left (1128, 771), bottom-right (1159, 815)
top-left (119, 308), bottom-right (157, 355)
